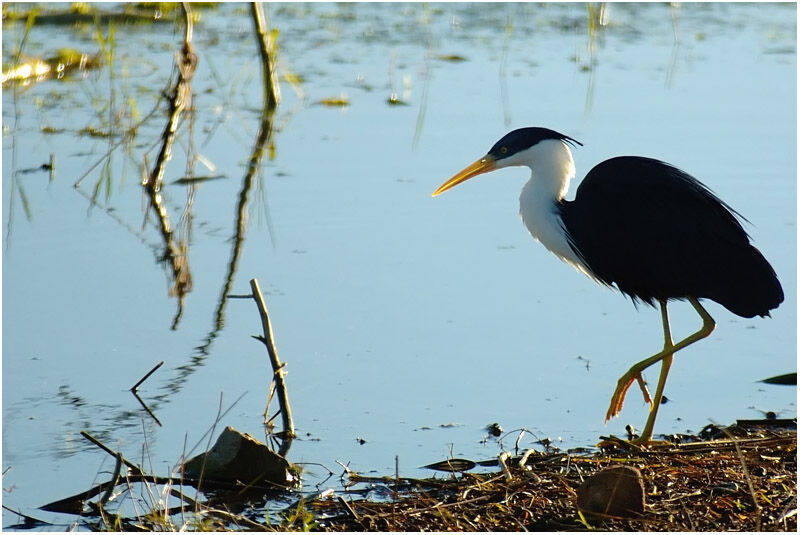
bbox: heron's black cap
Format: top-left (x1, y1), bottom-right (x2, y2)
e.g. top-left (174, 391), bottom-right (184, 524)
top-left (488, 127), bottom-right (582, 160)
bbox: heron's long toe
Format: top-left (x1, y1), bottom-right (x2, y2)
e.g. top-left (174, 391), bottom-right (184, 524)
top-left (606, 375), bottom-right (636, 421)
top-left (635, 374), bottom-right (652, 405)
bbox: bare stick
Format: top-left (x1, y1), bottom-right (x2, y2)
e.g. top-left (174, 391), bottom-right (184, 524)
top-left (338, 496), bottom-right (360, 520)
top-left (80, 430), bottom-right (142, 476)
top-left (131, 360), bottom-right (164, 392)
top-left (250, 278), bottom-right (295, 439)
top-left (335, 459), bottom-right (354, 477)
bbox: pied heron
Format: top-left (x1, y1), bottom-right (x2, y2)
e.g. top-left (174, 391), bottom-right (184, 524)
top-left (432, 127), bottom-right (784, 444)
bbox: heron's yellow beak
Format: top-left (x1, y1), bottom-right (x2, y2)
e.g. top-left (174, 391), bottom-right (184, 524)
top-left (432, 156), bottom-right (497, 197)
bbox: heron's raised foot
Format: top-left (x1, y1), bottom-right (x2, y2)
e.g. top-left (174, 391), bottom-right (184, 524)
top-left (606, 376), bottom-right (633, 421)
top-left (606, 372), bottom-right (652, 421)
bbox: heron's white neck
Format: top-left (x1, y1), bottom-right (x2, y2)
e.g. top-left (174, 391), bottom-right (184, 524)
top-left (505, 140), bottom-right (594, 278)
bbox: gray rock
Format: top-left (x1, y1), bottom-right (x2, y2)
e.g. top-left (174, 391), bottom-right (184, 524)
top-left (576, 465), bottom-right (645, 518)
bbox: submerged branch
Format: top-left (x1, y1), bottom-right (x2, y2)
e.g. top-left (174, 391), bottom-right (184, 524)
top-left (131, 390), bottom-right (163, 427)
top-left (40, 469), bottom-right (289, 516)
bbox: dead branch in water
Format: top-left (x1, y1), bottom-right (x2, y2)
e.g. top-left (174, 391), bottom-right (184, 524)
top-left (131, 360), bottom-right (165, 392)
top-left (80, 430), bottom-right (143, 476)
top-left (245, 7), bottom-right (287, 438)
top-left (129, 361), bottom-right (165, 425)
top-left (249, 278), bottom-right (295, 446)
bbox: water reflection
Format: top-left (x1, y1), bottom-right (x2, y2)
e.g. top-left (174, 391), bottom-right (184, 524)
top-left (141, 33), bottom-right (196, 328)
top-left (2, 1), bottom-right (286, 457)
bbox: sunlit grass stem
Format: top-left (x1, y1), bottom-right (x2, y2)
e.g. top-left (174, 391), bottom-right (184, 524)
top-left (251, 2), bottom-right (280, 111)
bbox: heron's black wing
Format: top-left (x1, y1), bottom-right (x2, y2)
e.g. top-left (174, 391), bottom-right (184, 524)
top-left (560, 156), bottom-right (783, 317)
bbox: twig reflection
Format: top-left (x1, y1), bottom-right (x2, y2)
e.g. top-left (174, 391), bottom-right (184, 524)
top-left (199, 2), bottom-right (280, 356)
top-left (142, 5), bottom-right (197, 327)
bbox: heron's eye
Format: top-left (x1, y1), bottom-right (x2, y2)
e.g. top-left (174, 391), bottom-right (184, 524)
top-left (500, 146), bottom-right (508, 154)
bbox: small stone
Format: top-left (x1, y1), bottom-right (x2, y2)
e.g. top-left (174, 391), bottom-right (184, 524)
top-left (577, 465), bottom-right (645, 518)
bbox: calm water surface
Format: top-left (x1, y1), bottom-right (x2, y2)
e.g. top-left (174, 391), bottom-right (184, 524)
top-left (2, 2), bottom-right (796, 528)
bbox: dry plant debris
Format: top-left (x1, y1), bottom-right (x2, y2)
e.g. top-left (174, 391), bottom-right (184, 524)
top-left (26, 423), bottom-right (795, 531)
top-left (301, 428), bottom-right (796, 532)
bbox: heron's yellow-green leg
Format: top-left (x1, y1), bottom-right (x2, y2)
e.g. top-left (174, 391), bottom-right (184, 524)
top-left (605, 300), bottom-right (671, 422)
top-left (606, 299), bottom-right (670, 420)
top-left (633, 300), bottom-right (675, 443)
top-left (606, 297), bottom-right (716, 429)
